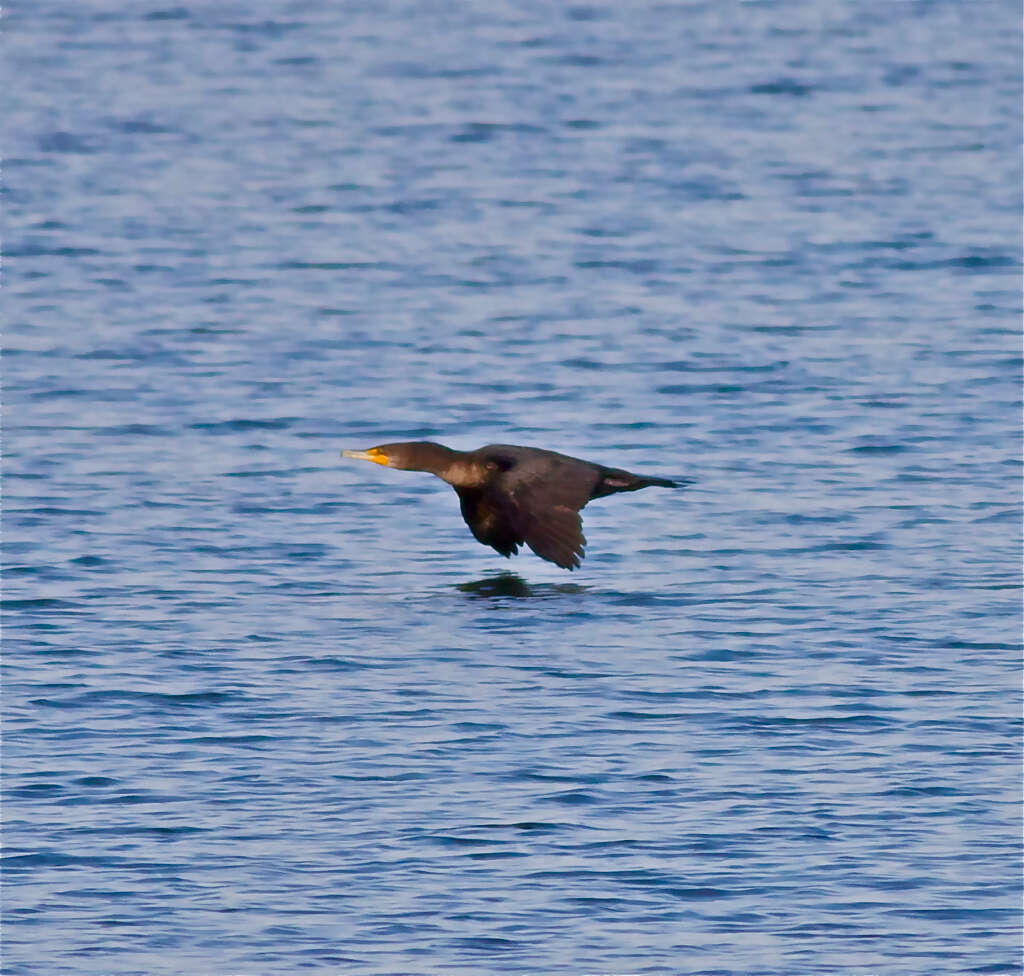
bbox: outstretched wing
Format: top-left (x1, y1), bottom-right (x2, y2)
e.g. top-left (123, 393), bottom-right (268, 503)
top-left (457, 482), bottom-right (586, 568)
top-left (514, 499), bottom-right (586, 569)
top-left (459, 447), bottom-right (602, 569)
top-left (456, 486), bottom-right (523, 558)
top-left (499, 453), bottom-right (597, 569)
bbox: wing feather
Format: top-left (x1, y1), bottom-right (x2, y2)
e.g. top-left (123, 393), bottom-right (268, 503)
top-left (460, 448), bottom-right (600, 568)
top-left (520, 505), bottom-right (586, 569)
top-left (456, 487), bottom-right (523, 557)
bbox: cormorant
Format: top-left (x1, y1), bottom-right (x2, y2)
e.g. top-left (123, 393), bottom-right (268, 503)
top-left (341, 441), bottom-right (688, 570)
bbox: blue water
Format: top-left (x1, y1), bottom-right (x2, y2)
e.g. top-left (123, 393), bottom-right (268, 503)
top-left (5, 1), bottom-right (1022, 973)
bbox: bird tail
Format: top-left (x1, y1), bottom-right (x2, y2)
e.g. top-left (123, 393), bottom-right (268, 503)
top-left (634, 475), bottom-right (691, 489)
top-left (592, 468), bottom-right (693, 498)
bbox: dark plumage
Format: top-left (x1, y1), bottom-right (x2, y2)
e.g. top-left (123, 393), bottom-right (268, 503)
top-left (341, 441), bottom-right (689, 570)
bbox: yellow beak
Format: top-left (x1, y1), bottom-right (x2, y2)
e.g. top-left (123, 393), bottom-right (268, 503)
top-left (341, 448), bottom-right (390, 466)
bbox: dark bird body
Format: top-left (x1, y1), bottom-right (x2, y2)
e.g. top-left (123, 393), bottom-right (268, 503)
top-left (341, 441), bottom-right (688, 570)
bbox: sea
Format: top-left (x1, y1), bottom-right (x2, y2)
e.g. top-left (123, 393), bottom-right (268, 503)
top-left (4, 1), bottom-right (1022, 974)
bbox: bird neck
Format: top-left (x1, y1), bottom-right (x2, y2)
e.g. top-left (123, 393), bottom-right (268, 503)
top-left (404, 443), bottom-right (474, 485)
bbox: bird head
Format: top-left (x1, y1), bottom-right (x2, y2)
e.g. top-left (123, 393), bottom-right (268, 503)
top-left (341, 442), bottom-right (455, 474)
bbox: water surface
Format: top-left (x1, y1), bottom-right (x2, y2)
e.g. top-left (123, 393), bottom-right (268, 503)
top-left (5, 1), bottom-right (1021, 973)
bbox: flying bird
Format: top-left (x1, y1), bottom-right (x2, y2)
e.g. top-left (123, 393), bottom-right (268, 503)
top-left (342, 441), bottom-right (689, 570)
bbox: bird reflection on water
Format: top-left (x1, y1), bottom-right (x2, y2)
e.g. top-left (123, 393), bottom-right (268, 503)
top-left (456, 571), bottom-right (589, 599)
